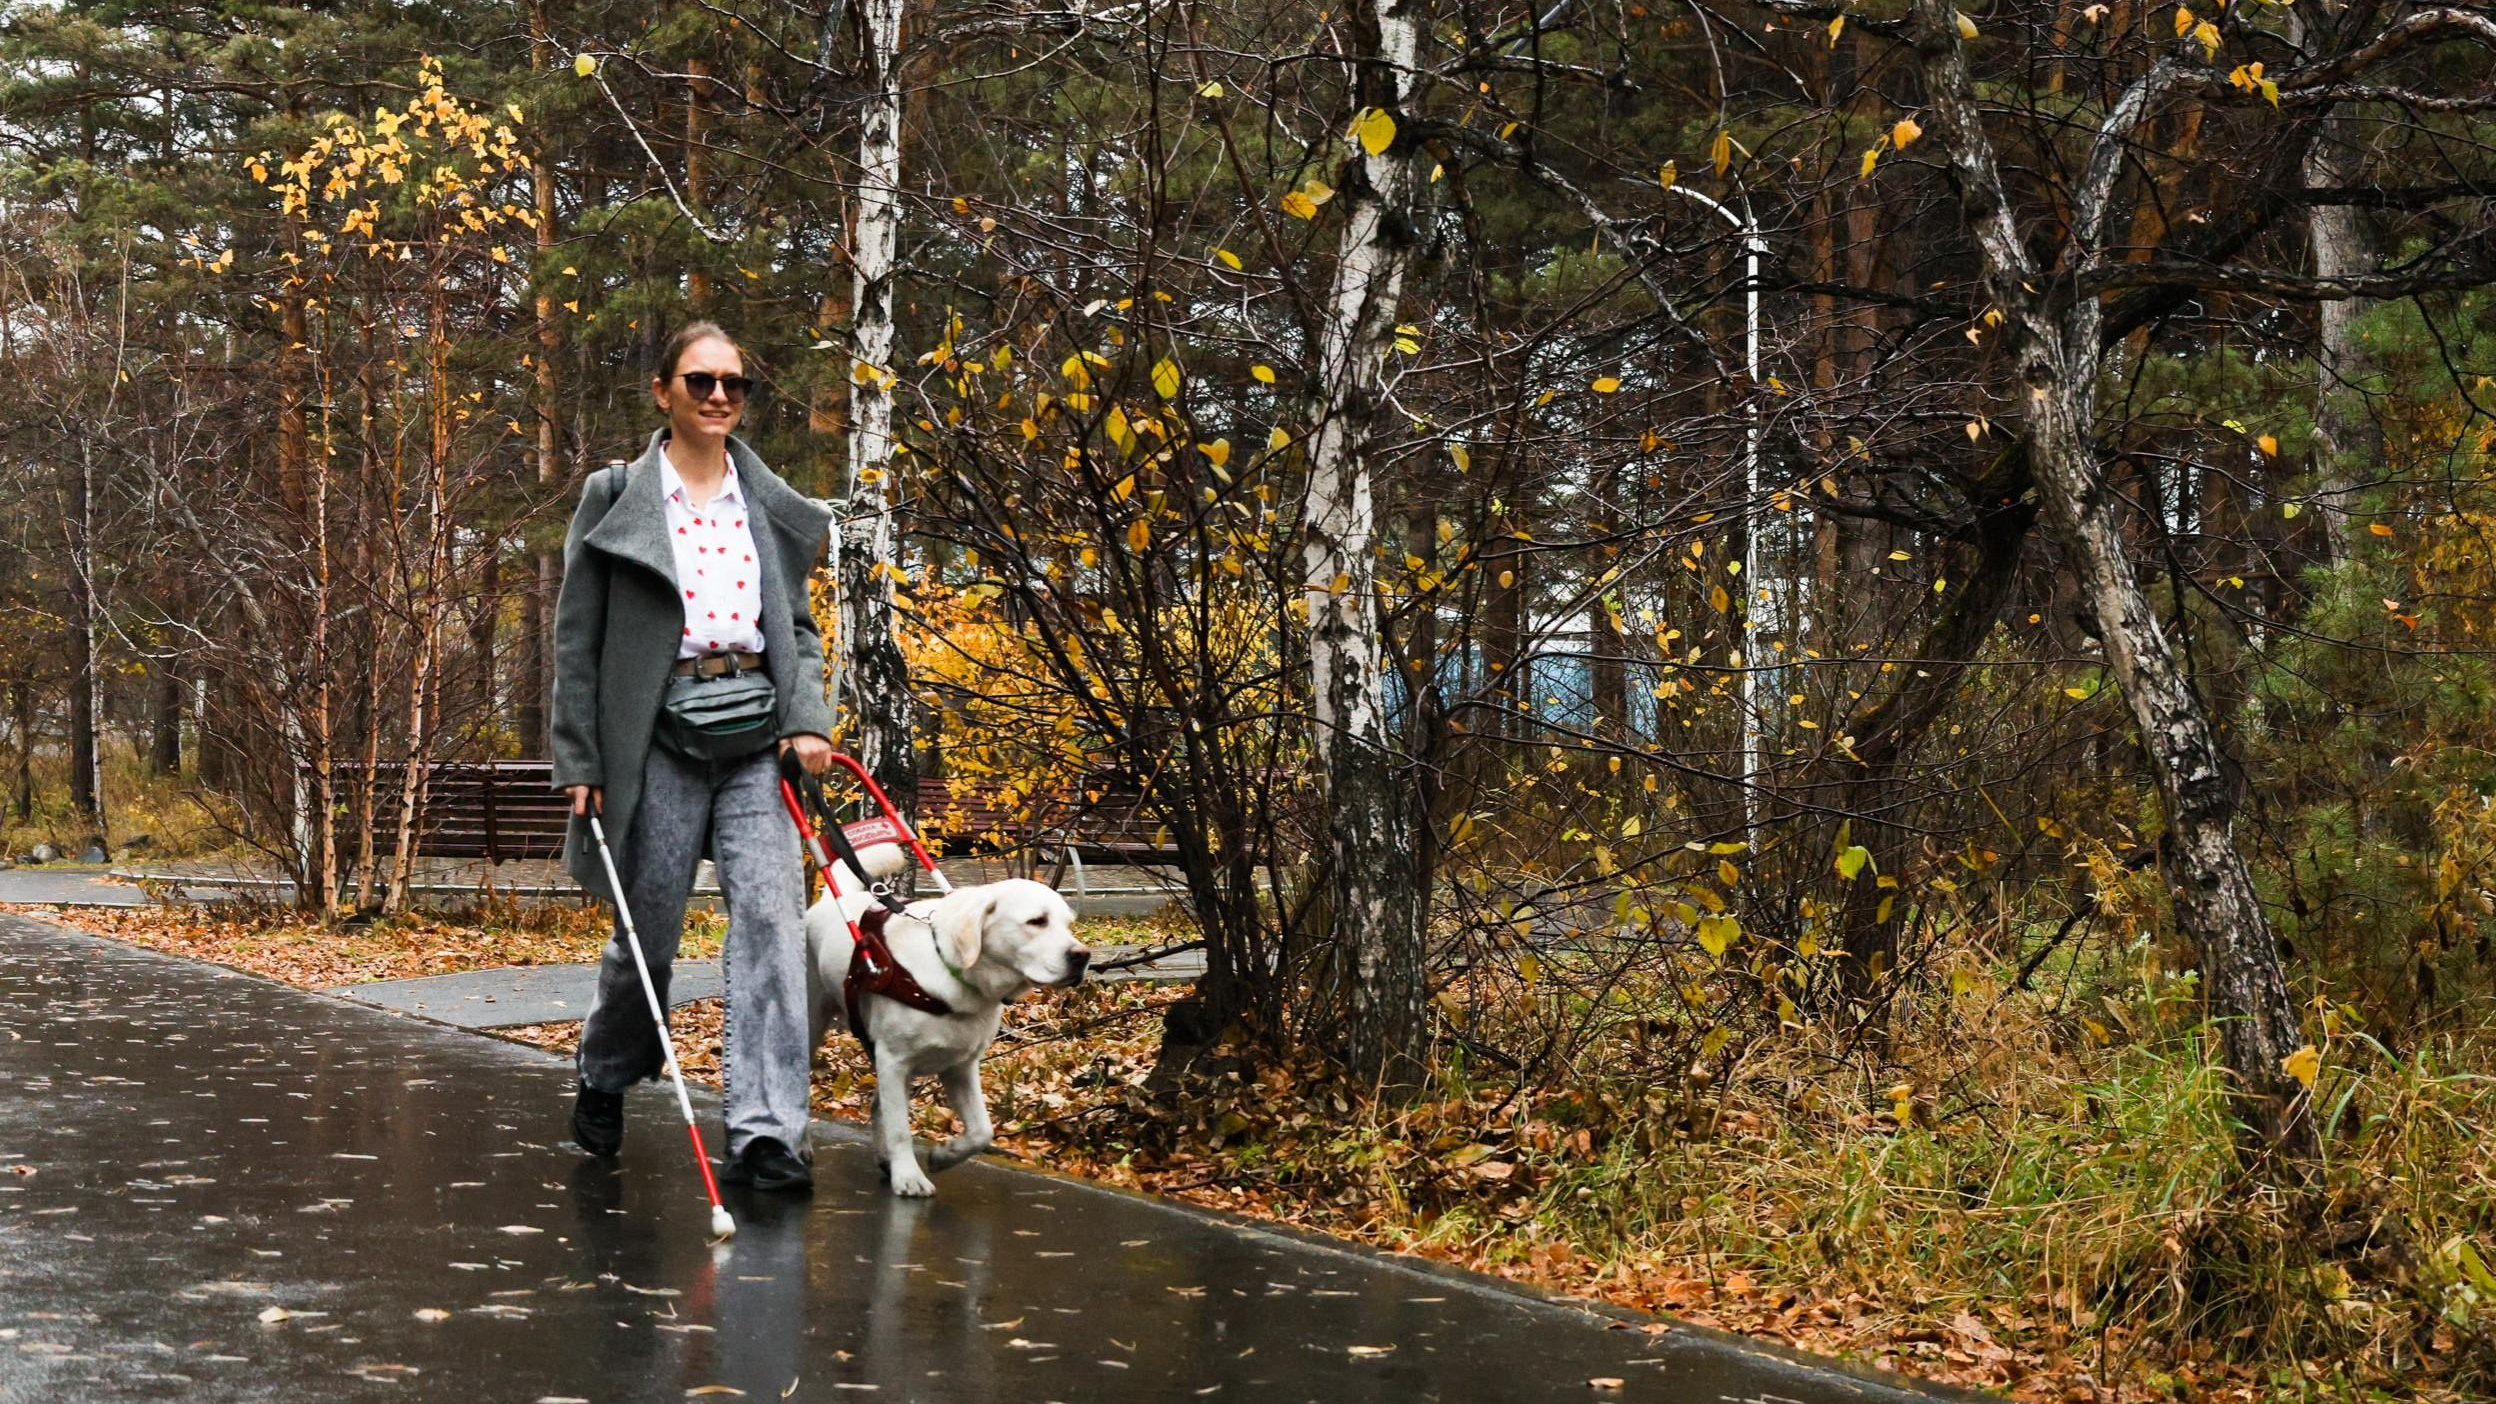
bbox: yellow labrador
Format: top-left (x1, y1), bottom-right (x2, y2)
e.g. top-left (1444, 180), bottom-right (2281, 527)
top-left (804, 848), bottom-right (1089, 1195)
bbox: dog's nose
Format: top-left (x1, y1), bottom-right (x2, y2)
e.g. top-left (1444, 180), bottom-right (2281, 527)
top-left (1062, 946), bottom-right (1092, 984)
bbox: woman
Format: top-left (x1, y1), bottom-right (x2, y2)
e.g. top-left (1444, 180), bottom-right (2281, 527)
top-left (550, 321), bottom-right (836, 1192)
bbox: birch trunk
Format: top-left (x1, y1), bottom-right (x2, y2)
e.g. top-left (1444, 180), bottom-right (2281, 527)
top-left (841, 0), bottom-right (917, 817)
top-left (67, 438), bottom-right (103, 834)
top-left (1303, 0), bottom-right (1431, 1083)
top-left (2307, 120), bottom-right (2376, 559)
top-left (311, 352), bottom-right (337, 913)
top-left (1912, 0), bottom-right (2317, 1174)
top-left (386, 285), bottom-right (456, 913)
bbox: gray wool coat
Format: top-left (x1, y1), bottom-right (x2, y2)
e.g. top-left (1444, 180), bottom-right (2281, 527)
top-left (549, 429), bottom-right (836, 901)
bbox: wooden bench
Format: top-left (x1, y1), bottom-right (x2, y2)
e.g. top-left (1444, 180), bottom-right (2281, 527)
top-left (323, 761), bottom-right (1180, 868)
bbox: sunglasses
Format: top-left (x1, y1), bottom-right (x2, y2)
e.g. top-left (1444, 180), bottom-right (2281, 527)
top-left (672, 372), bottom-right (754, 403)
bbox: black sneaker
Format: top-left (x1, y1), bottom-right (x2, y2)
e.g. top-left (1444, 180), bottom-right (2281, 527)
top-left (719, 1137), bottom-right (812, 1193)
top-left (572, 1083), bottom-right (624, 1158)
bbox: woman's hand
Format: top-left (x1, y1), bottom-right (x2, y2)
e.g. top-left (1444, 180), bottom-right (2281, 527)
top-left (780, 733), bottom-right (835, 775)
top-left (566, 785), bottom-right (603, 816)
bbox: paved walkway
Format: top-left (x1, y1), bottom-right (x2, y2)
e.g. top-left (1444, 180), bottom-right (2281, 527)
top-left (0, 865), bottom-right (148, 907)
top-left (0, 913), bottom-right (1979, 1403)
top-left (329, 944), bottom-right (1208, 1031)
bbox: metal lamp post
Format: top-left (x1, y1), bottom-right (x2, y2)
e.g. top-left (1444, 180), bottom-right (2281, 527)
top-left (1661, 185), bottom-right (1768, 837)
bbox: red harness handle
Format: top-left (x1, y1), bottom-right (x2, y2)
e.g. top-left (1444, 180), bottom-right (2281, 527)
top-left (775, 751), bottom-right (959, 1049)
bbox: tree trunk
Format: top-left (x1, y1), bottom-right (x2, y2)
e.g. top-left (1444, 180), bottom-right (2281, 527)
top-left (150, 657), bottom-right (182, 777)
top-left (470, 547), bottom-right (500, 746)
top-left (840, 0), bottom-right (918, 818)
top-left (685, 55), bottom-right (712, 308)
top-left (518, 0), bottom-right (562, 760)
top-left (1302, 0), bottom-right (1432, 1085)
top-left (10, 675), bottom-right (32, 822)
top-left (67, 441), bottom-right (103, 835)
top-left (387, 282), bottom-right (458, 913)
top-left (2306, 116), bottom-right (2376, 560)
top-left (1913, 0), bottom-right (2317, 1176)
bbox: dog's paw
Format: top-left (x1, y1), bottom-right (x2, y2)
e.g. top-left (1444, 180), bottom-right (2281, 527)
top-left (887, 1161), bottom-right (937, 1197)
top-left (931, 1133), bottom-right (992, 1173)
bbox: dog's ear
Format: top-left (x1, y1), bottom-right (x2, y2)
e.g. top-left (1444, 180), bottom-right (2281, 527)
top-left (934, 890), bottom-right (994, 971)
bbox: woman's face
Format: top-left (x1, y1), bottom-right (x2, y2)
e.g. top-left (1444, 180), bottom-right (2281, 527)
top-left (652, 336), bottom-right (746, 449)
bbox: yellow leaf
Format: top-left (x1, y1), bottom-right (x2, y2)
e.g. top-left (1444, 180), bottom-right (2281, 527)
top-left (1251, 364), bottom-right (1276, 384)
top-left (1696, 914), bottom-right (1739, 958)
top-left (2282, 502), bottom-right (2302, 519)
top-left (1891, 117), bottom-right (1923, 149)
top-left (1200, 438), bottom-right (1231, 467)
top-left (1860, 147), bottom-right (1880, 180)
top-left (1518, 951), bottom-right (1541, 984)
top-left (1711, 129), bottom-right (1733, 176)
top-left (1835, 845), bottom-right (1871, 880)
top-left (1448, 444), bottom-right (1471, 471)
top-left (1126, 518), bottom-right (1152, 553)
top-left (1268, 426), bottom-right (1291, 450)
top-left (1302, 178), bottom-right (1335, 206)
top-left (2368, 522), bottom-right (2395, 537)
top-left (1151, 358), bottom-right (1182, 399)
top-left (1957, 10), bottom-right (1980, 40)
top-left (573, 53), bottom-right (597, 77)
top-left (2192, 19), bottom-right (2220, 58)
top-left (1109, 474), bottom-right (1136, 503)
top-left (2256, 433), bottom-right (2278, 456)
top-left (1657, 160), bottom-right (1677, 190)
top-left (1214, 247), bottom-right (1243, 270)
top-left (1353, 106), bottom-right (1398, 157)
top-left (1717, 858), bottom-right (1740, 887)
top-left (1197, 80), bottom-right (1225, 99)
top-left (1827, 14), bottom-right (1845, 44)
top-left (1281, 190), bottom-right (1318, 220)
top-left (2282, 1044), bottom-right (2319, 1089)
top-left (1621, 816), bottom-right (1642, 838)
top-left (1592, 376), bottom-right (1621, 394)
top-left (1709, 584), bottom-right (1731, 613)
top-left (2174, 6), bottom-right (2194, 37)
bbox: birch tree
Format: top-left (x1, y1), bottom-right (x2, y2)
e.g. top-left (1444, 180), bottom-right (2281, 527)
top-left (839, 0), bottom-right (918, 817)
top-left (1869, 0), bottom-right (2496, 1174)
top-left (1302, 0), bottom-right (1432, 1081)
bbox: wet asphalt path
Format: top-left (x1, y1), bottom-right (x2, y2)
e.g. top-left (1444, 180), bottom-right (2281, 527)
top-left (0, 913), bottom-right (1974, 1403)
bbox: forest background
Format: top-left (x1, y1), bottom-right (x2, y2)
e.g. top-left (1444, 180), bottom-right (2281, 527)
top-left (5, 0), bottom-right (2496, 1396)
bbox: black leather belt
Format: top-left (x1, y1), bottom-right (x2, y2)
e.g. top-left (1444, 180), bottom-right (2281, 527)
top-left (672, 650), bottom-right (764, 678)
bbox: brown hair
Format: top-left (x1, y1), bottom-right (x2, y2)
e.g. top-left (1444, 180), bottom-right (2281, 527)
top-left (655, 320), bottom-right (741, 381)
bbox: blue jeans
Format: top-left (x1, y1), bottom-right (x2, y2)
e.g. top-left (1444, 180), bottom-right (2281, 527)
top-left (577, 743), bottom-right (810, 1157)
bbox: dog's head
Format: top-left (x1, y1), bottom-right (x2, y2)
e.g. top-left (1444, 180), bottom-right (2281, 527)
top-left (930, 879), bottom-right (1089, 992)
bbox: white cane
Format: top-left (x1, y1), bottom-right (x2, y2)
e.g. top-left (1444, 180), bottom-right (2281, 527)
top-left (587, 814), bottom-right (735, 1240)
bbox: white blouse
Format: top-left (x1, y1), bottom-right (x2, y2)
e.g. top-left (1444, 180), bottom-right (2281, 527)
top-left (660, 456), bottom-right (768, 660)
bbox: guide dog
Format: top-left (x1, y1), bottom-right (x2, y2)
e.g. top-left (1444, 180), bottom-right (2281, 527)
top-left (803, 845), bottom-right (1090, 1195)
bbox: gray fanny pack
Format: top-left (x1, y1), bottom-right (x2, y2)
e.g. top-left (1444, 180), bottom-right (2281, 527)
top-left (655, 668), bottom-right (779, 761)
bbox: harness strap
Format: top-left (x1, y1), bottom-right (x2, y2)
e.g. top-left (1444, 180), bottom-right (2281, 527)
top-left (844, 906), bottom-right (955, 1053)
